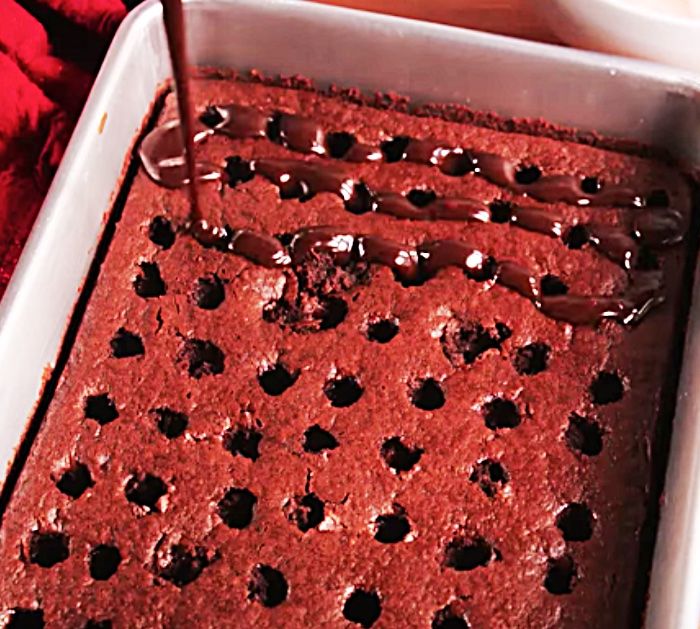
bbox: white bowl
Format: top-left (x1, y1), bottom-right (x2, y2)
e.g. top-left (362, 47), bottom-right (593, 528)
top-left (545, 0), bottom-right (700, 74)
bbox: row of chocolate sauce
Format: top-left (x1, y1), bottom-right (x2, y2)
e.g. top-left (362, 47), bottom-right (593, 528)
top-left (139, 103), bottom-right (682, 326)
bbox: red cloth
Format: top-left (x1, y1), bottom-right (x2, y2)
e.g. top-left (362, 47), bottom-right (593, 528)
top-left (0, 0), bottom-right (133, 293)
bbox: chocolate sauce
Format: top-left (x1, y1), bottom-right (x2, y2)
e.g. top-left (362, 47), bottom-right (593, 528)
top-left (160, 0), bottom-right (200, 221)
top-left (195, 105), bottom-right (655, 208)
top-left (187, 224), bottom-right (663, 326)
top-left (140, 122), bottom-right (684, 272)
top-left (139, 96), bottom-right (681, 326)
top-left (196, 105), bottom-right (648, 208)
top-left (140, 104), bottom-right (673, 209)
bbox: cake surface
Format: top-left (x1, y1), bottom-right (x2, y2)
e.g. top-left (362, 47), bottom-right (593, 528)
top-left (0, 76), bottom-right (694, 628)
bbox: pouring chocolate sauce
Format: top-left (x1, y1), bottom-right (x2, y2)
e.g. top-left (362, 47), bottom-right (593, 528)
top-left (160, 0), bottom-right (201, 223)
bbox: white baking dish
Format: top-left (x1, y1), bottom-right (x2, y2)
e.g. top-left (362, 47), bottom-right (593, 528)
top-left (544, 0), bottom-right (700, 74)
top-left (0, 0), bottom-right (698, 625)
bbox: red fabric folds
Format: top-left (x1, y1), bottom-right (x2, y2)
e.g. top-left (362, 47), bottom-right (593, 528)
top-left (26, 0), bottom-right (127, 39)
top-left (0, 0), bottom-right (133, 296)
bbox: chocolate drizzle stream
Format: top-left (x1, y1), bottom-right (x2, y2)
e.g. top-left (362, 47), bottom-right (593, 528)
top-left (187, 224), bottom-right (663, 326)
top-left (139, 100), bottom-right (684, 326)
top-left (160, 0), bottom-right (200, 221)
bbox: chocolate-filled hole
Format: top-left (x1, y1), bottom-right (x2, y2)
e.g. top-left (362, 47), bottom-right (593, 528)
top-left (344, 182), bottom-right (375, 215)
top-left (326, 131), bottom-right (357, 158)
top-left (380, 136), bottom-right (411, 162)
top-left (248, 564), bottom-right (288, 608)
top-left (258, 363), bottom-right (299, 396)
top-left (406, 188), bottom-right (437, 208)
top-left (224, 156), bottom-right (255, 188)
top-left (590, 371), bottom-right (624, 405)
top-left (217, 487), bottom-right (257, 529)
top-left (432, 605), bottom-right (471, 629)
top-left (443, 536), bottom-right (493, 571)
top-left (556, 503), bottom-right (595, 542)
top-left (4, 608), bottom-right (45, 629)
top-left (84, 620), bottom-right (112, 629)
top-left (482, 398), bottom-right (521, 430)
top-left (563, 224), bottom-right (590, 250)
top-left (489, 200), bottom-right (513, 224)
top-left (155, 544), bottom-right (212, 588)
top-left (513, 342), bottom-right (550, 376)
top-left (496, 322), bottom-right (512, 340)
top-left (84, 394), bottom-right (118, 426)
top-left (29, 531), bottom-right (70, 568)
top-left (302, 425), bottom-right (339, 453)
top-left (148, 216), bottom-right (175, 250)
top-left (581, 177), bottom-right (603, 194)
top-left (133, 261), bottom-right (166, 298)
top-left (179, 339), bottom-right (225, 378)
top-left (284, 493), bottom-right (325, 532)
top-left (410, 378), bottom-right (445, 411)
top-left (152, 407), bottom-right (188, 439)
top-left (565, 413), bottom-right (603, 457)
top-left (544, 555), bottom-right (577, 595)
top-left (265, 112), bottom-right (283, 143)
top-left (469, 459), bottom-right (509, 498)
top-left (124, 473), bottom-right (167, 511)
top-left (275, 232), bottom-right (294, 247)
top-left (464, 255), bottom-right (497, 283)
top-left (56, 462), bottom-right (94, 499)
top-left (366, 318), bottom-right (399, 344)
top-left (441, 319), bottom-right (503, 366)
top-left (110, 328), bottom-right (144, 359)
top-left (343, 589), bottom-right (382, 628)
top-left (319, 297), bottom-right (348, 330)
top-left (223, 427), bottom-right (262, 461)
top-left (88, 544), bottom-right (122, 581)
top-left (540, 274), bottom-right (569, 297)
top-left (324, 375), bottom-right (363, 408)
top-left (514, 165), bottom-right (542, 185)
top-left (380, 437), bottom-right (423, 473)
top-left (374, 510), bottom-right (410, 544)
top-left (193, 274), bottom-right (225, 310)
top-left (199, 105), bottom-right (224, 127)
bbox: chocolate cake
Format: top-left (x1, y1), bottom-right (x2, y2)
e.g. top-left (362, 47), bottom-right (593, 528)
top-left (0, 75), bottom-right (694, 628)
